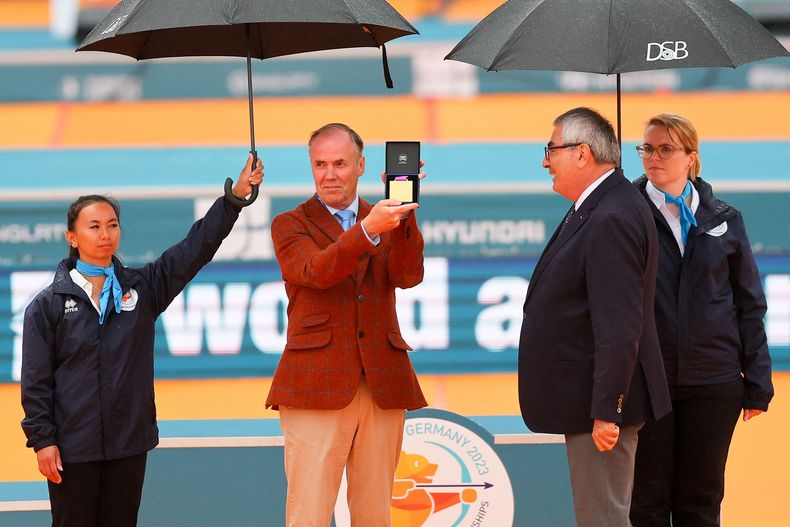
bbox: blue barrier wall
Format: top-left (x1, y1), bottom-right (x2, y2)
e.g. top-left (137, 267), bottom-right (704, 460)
top-left (0, 412), bottom-right (575, 527)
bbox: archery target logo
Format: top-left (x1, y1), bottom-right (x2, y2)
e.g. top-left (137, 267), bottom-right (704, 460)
top-left (333, 410), bottom-right (514, 527)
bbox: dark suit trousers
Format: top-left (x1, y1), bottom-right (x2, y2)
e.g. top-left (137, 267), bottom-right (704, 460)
top-left (630, 379), bottom-right (744, 527)
top-left (47, 453), bottom-right (147, 527)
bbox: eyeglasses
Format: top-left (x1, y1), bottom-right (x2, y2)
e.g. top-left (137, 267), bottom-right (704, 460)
top-left (636, 144), bottom-right (685, 160)
top-left (544, 143), bottom-right (582, 161)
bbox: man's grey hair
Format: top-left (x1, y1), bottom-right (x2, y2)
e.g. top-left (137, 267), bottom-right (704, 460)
top-left (554, 107), bottom-right (620, 165)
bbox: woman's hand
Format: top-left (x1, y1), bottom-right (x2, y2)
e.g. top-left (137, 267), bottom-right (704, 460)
top-left (232, 154), bottom-right (264, 199)
top-left (37, 445), bottom-right (63, 484)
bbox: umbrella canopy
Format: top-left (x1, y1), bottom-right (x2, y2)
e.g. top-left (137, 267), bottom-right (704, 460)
top-left (78, 0), bottom-right (417, 60)
top-left (446, 0), bottom-right (789, 161)
top-left (77, 0), bottom-right (418, 206)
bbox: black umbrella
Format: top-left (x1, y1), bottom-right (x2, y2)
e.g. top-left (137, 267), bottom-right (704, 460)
top-left (445, 0), bottom-right (789, 164)
top-left (77, 0), bottom-right (418, 206)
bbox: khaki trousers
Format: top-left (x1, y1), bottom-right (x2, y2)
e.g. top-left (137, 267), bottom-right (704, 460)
top-left (280, 380), bottom-right (405, 527)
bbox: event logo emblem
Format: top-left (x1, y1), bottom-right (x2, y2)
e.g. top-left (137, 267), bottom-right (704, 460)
top-left (646, 41), bottom-right (689, 62)
top-left (334, 409), bottom-right (514, 526)
top-left (120, 288), bottom-right (139, 311)
top-left (399, 153), bottom-right (409, 164)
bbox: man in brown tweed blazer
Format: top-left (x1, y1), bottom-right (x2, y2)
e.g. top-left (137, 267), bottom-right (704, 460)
top-left (266, 123), bottom-right (427, 527)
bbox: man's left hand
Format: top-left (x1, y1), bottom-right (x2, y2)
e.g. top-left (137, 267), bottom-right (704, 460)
top-left (743, 408), bottom-right (763, 421)
top-left (592, 419), bottom-right (619, 452)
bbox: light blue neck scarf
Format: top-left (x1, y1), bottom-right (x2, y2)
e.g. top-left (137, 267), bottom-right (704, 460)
top-left (663, 181), bottom-right (697, 245)
top-left (75, 259), bottom-right (122, 324)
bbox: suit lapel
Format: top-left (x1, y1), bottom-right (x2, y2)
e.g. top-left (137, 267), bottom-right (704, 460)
top-left (526, 205), bottom-right (591, 303)
top-left (353, 198), bottom-right (374, 284)
top-left (303, 194), bottom-right (372, 286)
top-left (304, 194), bottom-right (344, 242)
top-left (525, 205), bottom-right (571, 299)
top-left (525, 170), bottom-right (624, 304)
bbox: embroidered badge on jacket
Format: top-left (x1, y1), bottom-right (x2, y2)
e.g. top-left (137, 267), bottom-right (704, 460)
top-left (705, 221), bottom-right (728, 237)
top-left (120, 288), bottom-right (139, 311)
top-left (64, 298), bottom-right (78, 314)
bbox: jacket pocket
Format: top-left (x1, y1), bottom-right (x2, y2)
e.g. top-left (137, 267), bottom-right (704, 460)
top-left (287, 330), bottom-right (332, 350)
top-left (387, 332), bottom-right (413, 351)
top-left (300, 312), bottom-right (330, 327)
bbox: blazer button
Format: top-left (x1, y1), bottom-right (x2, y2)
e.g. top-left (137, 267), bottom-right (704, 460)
top-left (358, 331), bottom-right (365, 338)
top-left (358, 294), bottom-right (364, 302)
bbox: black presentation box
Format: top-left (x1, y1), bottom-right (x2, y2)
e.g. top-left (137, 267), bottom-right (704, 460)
top-left (385, 141), bottom-right (420, 204)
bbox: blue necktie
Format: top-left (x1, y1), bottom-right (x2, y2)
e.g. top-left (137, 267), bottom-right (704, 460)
top-left (335, 210), bottom-right (355, 231)
top-left (75, 259), bottom-right (122, 324)
top-left (663, 181), bottom-right (697, 245)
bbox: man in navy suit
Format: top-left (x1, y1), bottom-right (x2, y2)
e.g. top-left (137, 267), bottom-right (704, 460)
top-left (518, 107), bottom-right (671, 527)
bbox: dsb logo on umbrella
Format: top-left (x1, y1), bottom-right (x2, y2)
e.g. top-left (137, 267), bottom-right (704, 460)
top-left (646, 41), bottom-right (689, 62)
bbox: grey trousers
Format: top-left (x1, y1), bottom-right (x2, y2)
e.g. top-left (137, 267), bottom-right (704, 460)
top-left (565, 423), bottom-right (643, 527)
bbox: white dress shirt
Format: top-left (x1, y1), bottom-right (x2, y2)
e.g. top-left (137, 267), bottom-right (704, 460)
top-left (645, 180), bottom-right (699, 256)
top-left (69, 268), bottom-right (102, 314)
top-left (575, 168), bottom-right (616, 210)
top-left (321, 195), bottom-right (379, 245)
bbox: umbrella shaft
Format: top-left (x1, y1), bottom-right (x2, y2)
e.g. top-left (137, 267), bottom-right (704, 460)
top-left (616, 74), bottom-right (622, 167)
top-left (245, 24), bottom-right (256, 156)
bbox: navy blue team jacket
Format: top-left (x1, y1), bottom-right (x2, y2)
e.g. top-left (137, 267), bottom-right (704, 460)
top-left (21, 196), bottom-right (240, 462)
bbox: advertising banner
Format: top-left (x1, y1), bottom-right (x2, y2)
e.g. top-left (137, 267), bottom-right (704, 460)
top-left (476, 58), bottom-right (790, 94)
top-left (2, 190), bottom-right (789, 382)
top-left (2, 55), bottom-right (788, 103)
top-left (2, 190), bottom-right (789, 266)
top-left (2, 254), bottom-right (789, 383)
top-left (0, 57), bottom-right (412, 102)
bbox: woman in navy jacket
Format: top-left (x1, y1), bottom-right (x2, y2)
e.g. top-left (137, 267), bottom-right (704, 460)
top-left (629, 114), bottom-right (773, 527)
top-left (20, 155), bottom-right (262, 527)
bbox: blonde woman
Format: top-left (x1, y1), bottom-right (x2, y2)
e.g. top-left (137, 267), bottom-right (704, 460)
top-left (630, 114), bottom-right (773, 527)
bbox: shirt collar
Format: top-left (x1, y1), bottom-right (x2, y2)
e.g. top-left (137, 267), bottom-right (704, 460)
top-left (69, 268), bottom-right (101, 313)
top-left (575, 168), bottom-right (615, 210)
top-left (69, 267), bottom-right (92, 292)
top-left (320, 195), bottom-right (360, 219)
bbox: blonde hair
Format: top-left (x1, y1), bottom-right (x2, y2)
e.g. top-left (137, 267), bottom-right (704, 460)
top-left (646, 113), bottom-right (701, 180)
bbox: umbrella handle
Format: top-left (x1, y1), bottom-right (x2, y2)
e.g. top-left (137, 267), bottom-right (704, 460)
top-left (224, 150), bottom-right (260, 207)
